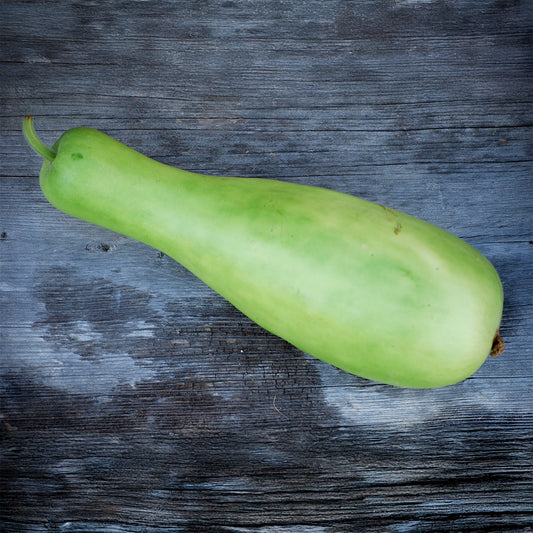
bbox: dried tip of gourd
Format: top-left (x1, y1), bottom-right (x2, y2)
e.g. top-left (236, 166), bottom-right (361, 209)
top-left (490, 330), bottom-right (505, 357)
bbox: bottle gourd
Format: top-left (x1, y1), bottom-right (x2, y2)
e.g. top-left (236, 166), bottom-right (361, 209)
top-left (23, 116), bottom-right (504, 388)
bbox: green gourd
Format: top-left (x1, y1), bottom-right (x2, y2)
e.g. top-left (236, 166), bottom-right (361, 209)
top-left (23, 116), bottom-right (504, 388)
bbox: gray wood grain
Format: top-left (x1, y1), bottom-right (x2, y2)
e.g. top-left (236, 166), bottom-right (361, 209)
top-left (1, 0), bottom-right (532, 531)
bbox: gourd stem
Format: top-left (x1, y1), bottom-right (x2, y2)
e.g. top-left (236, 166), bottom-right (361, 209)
top-left (490, 330), bottom-right (505, 357)
top-left (22, 115), bottom-right (56, 162)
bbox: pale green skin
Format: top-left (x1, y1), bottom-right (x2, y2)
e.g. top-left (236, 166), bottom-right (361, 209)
top-left (30, 125), bottom-right (503, 388)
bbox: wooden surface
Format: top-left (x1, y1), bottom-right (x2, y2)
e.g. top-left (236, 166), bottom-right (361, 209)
top-left (1, 1), bottom-right (532, 531)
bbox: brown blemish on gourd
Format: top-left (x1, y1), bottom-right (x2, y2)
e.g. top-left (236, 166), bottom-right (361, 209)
top-left (378, 205), bottom-right (401, 235)
top-left (378, 204), bottom-right (395, 217)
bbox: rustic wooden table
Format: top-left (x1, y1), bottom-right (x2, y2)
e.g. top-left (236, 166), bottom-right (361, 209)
top-left (1, 1), bottom-right (532, 531)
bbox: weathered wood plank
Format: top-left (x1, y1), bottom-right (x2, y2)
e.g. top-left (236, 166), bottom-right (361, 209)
top-left (1, 0), bottom-right (532, 531)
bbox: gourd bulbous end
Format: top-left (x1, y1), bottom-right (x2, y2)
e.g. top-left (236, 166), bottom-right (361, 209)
top-left (23, 115), bottom-right (57, 162)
